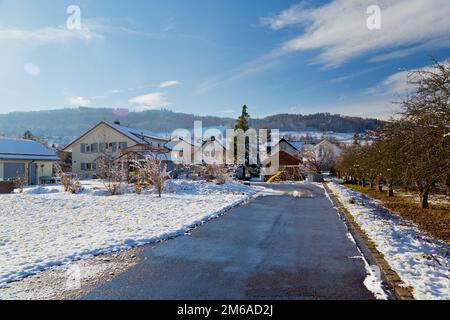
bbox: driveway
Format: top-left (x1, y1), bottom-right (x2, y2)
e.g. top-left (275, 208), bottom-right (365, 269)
top-left (82, 182), bottom-right (376, 300)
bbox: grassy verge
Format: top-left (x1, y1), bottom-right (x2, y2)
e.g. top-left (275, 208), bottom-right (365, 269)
top-left (345, 184), bottom-right (450, 244)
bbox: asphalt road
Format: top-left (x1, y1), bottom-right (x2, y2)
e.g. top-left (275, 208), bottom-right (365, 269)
top-left (83, 183), bottom-right (376, 300)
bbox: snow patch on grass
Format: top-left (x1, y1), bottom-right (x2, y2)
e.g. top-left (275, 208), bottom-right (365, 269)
top-left (328, 182), bottom-right (450, 300)
top-left (0, 180), bottom-right (260, 287)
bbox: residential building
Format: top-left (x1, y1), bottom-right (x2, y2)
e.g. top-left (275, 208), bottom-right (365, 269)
top-left (62, 121), bottom-right (168, 177)
top-left (0, 138), bottom-right (59, 185)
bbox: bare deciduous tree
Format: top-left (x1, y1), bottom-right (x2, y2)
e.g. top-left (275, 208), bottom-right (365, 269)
top-left (335, 60), bottom-right (450, 208)
top-left (96, 155), bottom-right (127, 196)
top-left (302, 144), bottom-right (336, 174)
top-left (132, 154), bottom-right (169, 198)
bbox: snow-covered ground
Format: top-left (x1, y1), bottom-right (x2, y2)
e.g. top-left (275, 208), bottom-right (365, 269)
top-left (327, 182), bottom-right (450, 300)
top-left (0, 180), bottom-right (260, 288)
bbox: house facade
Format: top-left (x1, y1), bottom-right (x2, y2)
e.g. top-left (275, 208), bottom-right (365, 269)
top-left (63, 121), bottom-right (168, 177)
top-left (165, 137), bottom-right (200, 164)
top-left (0, 138), bottom-right (59, 185)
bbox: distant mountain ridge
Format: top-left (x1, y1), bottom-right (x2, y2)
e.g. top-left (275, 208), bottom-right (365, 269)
top-left (0, 108), bottom-right (382, 139)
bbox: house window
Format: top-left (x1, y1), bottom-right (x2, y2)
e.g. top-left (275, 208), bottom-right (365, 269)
top-left (109, 142), bottom-right (117, 152)
top-left (99, 143), bottom-right (107, 153)
top-left (91, 143), bottom-right (99, 153)
top-left (86, 144), bottom-right (91, 153)
top-left (81, 163), bottom-right (96, 171)
top-left (81, 143), bottom-right (86, 153)
top-left (119, 142), bottom-right (128, 150)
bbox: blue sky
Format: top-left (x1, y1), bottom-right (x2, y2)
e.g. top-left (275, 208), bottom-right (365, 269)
top-left (0, 0), bottom-right (449, 119)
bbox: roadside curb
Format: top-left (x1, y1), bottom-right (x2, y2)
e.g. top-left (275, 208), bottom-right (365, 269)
top-left (323, 183), bottom-right (415, 300)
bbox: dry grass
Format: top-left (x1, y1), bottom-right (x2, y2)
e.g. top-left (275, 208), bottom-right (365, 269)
top-left (345, 185), bottom-right (450, 244)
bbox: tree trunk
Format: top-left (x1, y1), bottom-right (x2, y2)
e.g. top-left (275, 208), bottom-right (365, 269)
top-left (388, 182), bottom-right (394, 197)
top-left (370, 180), bottom-right (375, 189)
top-left (421, 190), bottom-right (429, 209)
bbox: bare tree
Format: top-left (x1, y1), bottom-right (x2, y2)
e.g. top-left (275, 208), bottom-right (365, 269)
top-left (132, 154), bottom-right (169, 198)
top-left (302, 144), bottom-right (336, 174)
top-left (335, 60), bottom-right (450, 208)
top-left (96, 155), bottom-right (127, 196)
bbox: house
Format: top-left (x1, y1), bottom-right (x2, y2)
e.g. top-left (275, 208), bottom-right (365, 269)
top-left (165, 136), bottom-right (200, 164)
top-left (260, 138), bottom-right (302, 181)
top-left (200, 137), bottom-right (227, 164)
top-left (113, 143), bottom-right (176, 177)
top-left (63, 121), bottom-right (168, 177)
top-left (263, 138), bottom-right (302, 164)
top-left (302, 139), bottom-right (342, 173)
top-left (0, 138), bottom-right (59, 185)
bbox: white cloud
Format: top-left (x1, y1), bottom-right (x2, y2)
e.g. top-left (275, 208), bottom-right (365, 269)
top-left (367, 60), bottom-right (450, 96)
top-left (160, 80), bottom-right (182, 89)
top-left (129, 92), bottom-right (169, 108)
top-left (263, 0), bottom-right (450, 68)
top-left (68, 96), bottom-right (91, 107)
top-left (0, 23), bottom-right (101, 43)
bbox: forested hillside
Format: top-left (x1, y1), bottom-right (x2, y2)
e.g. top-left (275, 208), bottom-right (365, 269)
top-left (0, 108), bottom-right (382, 138)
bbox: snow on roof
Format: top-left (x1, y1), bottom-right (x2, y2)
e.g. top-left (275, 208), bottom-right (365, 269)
top-left (0, 138), bottom-right (59, 161)
top-left (107, 122), bottom-right (167, 144)
top-left (288, 141), bottom-right (305, 151)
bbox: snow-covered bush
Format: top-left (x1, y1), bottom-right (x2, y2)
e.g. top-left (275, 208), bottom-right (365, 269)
top-left (193, 164), bottom-right (229, 185)
top-left (67, 180), bottom-right (82, 194)
top-left (60, 173), bottom-right (82, 194)
top-left (14, 174), bottom-right (27, 193)
top-left (131, 154), bottom-right (169, 198)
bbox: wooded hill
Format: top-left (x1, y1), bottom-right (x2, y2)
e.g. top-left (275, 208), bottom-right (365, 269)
top-left (0, 108), bottom-right (382, 137)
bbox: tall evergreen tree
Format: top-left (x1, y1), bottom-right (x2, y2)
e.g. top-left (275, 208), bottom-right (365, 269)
top-left (235, 105), bottom-right (250, 131)
top-left (232, 105), bottom-right (252, 169)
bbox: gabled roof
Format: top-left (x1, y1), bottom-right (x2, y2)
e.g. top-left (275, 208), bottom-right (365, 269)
top-left (0, 138), bottom-right (59, 161)
top-left (287, 141), bottom-right (305, 152)
top-left (202, 138), bottom-right (227, 150)
top-left (108, 122), bottom-right (167, 144)
top-left (165, 138), bottom-right (198, 151)
top-left (262, 137), bottom-right (300, 151)
top-left (63, 121), bottom-right (167, 151)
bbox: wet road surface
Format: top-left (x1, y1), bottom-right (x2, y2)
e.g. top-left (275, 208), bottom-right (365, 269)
top-left (83, 183), bottom-right (375, 300)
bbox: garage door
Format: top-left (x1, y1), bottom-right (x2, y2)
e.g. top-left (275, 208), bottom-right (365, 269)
top-left (3, 163), bottom-right (25, 179)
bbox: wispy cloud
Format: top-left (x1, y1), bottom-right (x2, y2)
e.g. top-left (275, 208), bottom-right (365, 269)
top-left (160, 80), bottom-right (182, 89)
top-left (68, 96), bottom-right (91, 107)
top-left (194, 54), bottom-right (280, 94)
top-left (367, 60), bottom-right (450, 96)
top-left (262, 0), bottom-right (450, 68)
top-left (129, 92), bottom-right (170, 109)
top-left (0, 17), bottom-right (178, 44)
top-left (0, 23), bottom-right (102, 43)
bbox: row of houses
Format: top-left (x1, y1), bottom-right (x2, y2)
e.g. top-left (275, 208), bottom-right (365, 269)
top-left (0, 121), bottom-right (342, 184)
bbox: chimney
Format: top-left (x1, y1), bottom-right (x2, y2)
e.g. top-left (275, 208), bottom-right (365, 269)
top-left (114, 121), bottom-right (121, 125)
